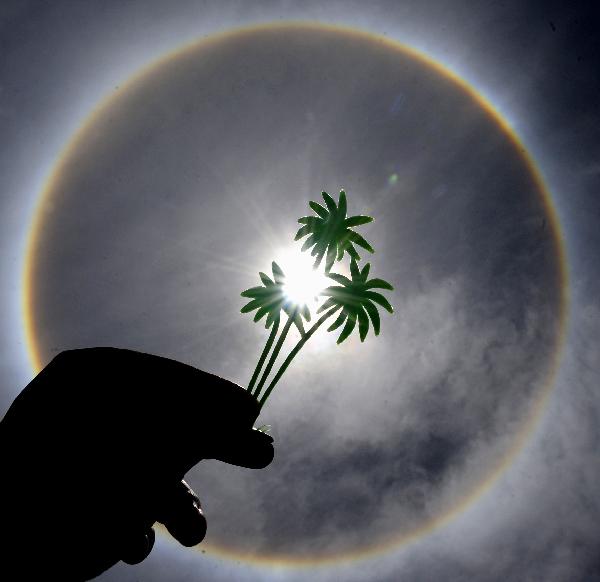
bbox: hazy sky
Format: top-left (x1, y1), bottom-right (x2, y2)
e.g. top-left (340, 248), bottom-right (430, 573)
top-left (1, 2), bottom-right (599, 581)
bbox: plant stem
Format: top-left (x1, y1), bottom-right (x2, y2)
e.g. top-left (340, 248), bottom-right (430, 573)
top-left (253, 311), bottom-right (296, 400)
top-left (259, 305), bottom-right (342, 409)
top-left (247, 316), bottom-right (280, 395)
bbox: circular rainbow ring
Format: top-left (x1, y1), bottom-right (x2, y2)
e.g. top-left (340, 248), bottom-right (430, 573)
top-left (21, 22), bottom-right (569, 569)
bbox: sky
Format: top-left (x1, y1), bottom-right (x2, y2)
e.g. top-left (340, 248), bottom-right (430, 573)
top-left (1, 2), bottom-right (599, 581)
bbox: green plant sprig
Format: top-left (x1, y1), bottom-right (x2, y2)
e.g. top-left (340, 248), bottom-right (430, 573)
top-left (241, 261), bottom-right (311, 394)
top-left (320, 258), bottom-right (394, 344)
top-left (295, 190), bottom-right (374, 272)
top-left (241, 189), bottom-right (393, 410)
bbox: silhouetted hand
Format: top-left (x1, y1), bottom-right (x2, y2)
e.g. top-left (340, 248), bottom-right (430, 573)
top-left (0, 347), bottom-right (274, 580)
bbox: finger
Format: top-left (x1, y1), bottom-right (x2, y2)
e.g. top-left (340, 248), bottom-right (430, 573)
top-left (157, 480), bottom-right (207, 547)
top-left (207, 428), bottom-right (275, 469)
top-left (121, 527), bottom-right (155, 565)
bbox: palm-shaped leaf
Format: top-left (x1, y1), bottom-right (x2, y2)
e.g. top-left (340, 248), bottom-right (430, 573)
top-left (295, 190), bottom-right (374, 271)
top-left (241, 262), bottom-right (311, 333)
top-left (318, 259), bottom-right (393, 343)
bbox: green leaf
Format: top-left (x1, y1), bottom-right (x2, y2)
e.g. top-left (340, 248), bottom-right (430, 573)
top-left (362, 300), bottom-right (381, 335)
top-left (347, 245), bottom-right (361, 261)
top-left (357, 306), bottom-right (370, 342)
top-left (266, 310), bottom-right (278, 329)
top-left (241, 298), bottom-right (262, 313)
top-left (320, 285), bottom-right (343, 297)
top-left (327, 310), bottom-right (347, 332)
top-left (313, 244), bottom-right (327, 268)
top-left (294, 224), bottom-right (312, 240)
top-left (301, 303), bottom-right (311, 321)
top-left (241, 286), bottom-right (267, 298)
top-left (294, 313), bottom-right (306, 335)
top-left (327, 273), bottom-right (352, 286)
top-left (360, 263), bottom-right (371, 282)
top-left (365, 278), bottom-right (394, 291)
top-left (259, 272), bottom-right (274, 286)
top-left (337, 310), bottom-right (357, 344)
top-left (348, 232), bottom-right (375, 253)
top-left (253, 305), bottom-right (270, 322)
top-left (345, 215), bottom-right (373, 227)
top-left (321, 191), bottom-right (337, 213)
top-left (325, 243), bottom-right (337, 272)
top-left (311, 240), bottom-right (326, 257)
top-left (338, 231), bottom-right (352, 246)
top-left (350, 258), bottom-right (360, 280)
top-left (338, 190), bottom-right (347, 218)
top-left (364, 291), bottom-right (394, 313)
top-left (309, 200), bottom-right (329, 219)
top-left (336, 237), bottom-right (350, 260)
top-left (271, 261), bottom-right (285, 284)
top-left (301, 233), bottom-right (318, 252)
top-left (317, 296), bottom-right (338, 313)
top-left (297, 216), bottom-right (320, 226)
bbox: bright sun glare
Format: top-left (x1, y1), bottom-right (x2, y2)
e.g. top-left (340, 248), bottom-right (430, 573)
top-left (274, 247), bottom-right (330, 307)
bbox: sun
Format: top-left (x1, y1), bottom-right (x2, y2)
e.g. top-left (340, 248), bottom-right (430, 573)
top-left (272, 246), bottom-right (330, 307)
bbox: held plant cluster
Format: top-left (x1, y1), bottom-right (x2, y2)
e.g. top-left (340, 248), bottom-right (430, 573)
top-left (241, 190), bottom-right (394, 409)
